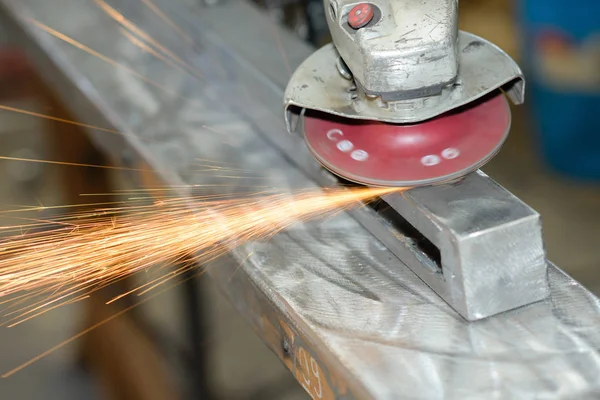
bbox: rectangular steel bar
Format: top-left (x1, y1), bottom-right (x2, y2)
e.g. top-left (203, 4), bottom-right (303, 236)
top-left (1, 0), bottom-right (600, 398)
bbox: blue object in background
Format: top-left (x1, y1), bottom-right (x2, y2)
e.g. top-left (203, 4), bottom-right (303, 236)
top-left (518, 0), bottom-right (600, 181)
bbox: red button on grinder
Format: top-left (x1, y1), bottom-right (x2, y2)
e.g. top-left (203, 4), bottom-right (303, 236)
top-left (348, 3), bottom-right (374, 29)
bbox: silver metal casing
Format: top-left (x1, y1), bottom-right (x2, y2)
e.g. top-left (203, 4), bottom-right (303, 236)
top-left (327, 0), bottom-right (459, 100)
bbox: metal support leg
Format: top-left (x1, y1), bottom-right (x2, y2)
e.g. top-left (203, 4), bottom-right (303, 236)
top-left (183, 266), bottom-right (214, 400)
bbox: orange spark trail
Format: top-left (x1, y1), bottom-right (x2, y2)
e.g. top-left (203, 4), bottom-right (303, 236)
top-left (95, 0), bottom-right (187, 68)
top-left (95, 0), bottom-right (205, 81)
top-left (2, 267), bottom-right (204, 378)
top-left (0, 105), bottom-right (120, 135)
top-left (28, 18), bottom-right (180, 97)
top-left (2, 295), bottom-right (146, 378)
top-left (0, 187), bottom-right (402, 327)
top-left (140, 0), bottom-right (193, 44)
top-left (0, 155), bottom-right (152, 172)
top-left (120, 27), bottom-right (185, 74)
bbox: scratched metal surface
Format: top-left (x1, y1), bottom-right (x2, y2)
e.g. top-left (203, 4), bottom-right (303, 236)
top-left (3, 0), bottom-right (600, 398)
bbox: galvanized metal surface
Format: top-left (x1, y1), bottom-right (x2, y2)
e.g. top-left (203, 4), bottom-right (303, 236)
top-left (2, 0), bottom-right (600, 398)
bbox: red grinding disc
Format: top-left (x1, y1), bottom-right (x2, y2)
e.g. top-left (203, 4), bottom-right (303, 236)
top-left (303, 93), bottom-right (511, 187)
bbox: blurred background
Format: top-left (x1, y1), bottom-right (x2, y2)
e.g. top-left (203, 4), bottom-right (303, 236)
top-left (0, 0), bottom-right (598, 398)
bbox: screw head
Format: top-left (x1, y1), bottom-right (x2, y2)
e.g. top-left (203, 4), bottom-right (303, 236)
top-left (282, 338), bottom-right (290, 353)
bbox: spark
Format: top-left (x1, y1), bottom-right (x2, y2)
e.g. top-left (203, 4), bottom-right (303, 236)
top-left (2, 265), bottom-right (206, 378)
top-left (0, 186), bottom-right (402, 329)
top-left (139, 0), bottom-right (193, 44)
top-left (0, 155), bottom-right (152, 172)
top-left (28, 18), bottom-right (180, 97)
top-left (120, 27), bottom-right (186, 75)
top-left (0, 3), bottom-right (410, 380)
top-left (26, 16), bottom-right (218, 120)
top-left (2, 294), bottom-right (146, 378)
top-left (95, 0), bottom-right (188, 71)
top-left (95, 0), bottom-right (205, 81)
top-left (0, 105), bottom-right (120, 135)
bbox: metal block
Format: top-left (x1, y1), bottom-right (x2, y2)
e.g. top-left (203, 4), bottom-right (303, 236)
top-left (364, 171), bottom-right (549, 320)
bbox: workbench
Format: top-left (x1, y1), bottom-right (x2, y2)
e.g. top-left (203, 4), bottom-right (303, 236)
top-left (1, 0), bottom-right (600, 398)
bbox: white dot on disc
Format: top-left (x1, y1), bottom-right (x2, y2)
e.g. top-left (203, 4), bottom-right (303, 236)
top-left (421, 155), bottom-right (441, 166)
top-left (337, 140), bottom-right (354, 152)
top-left (326, 129), bottom-right (343, 140)
top-left (442, 147), bottom-right (460, 159)
top-left (351, 149), bottom-right (368, 161)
